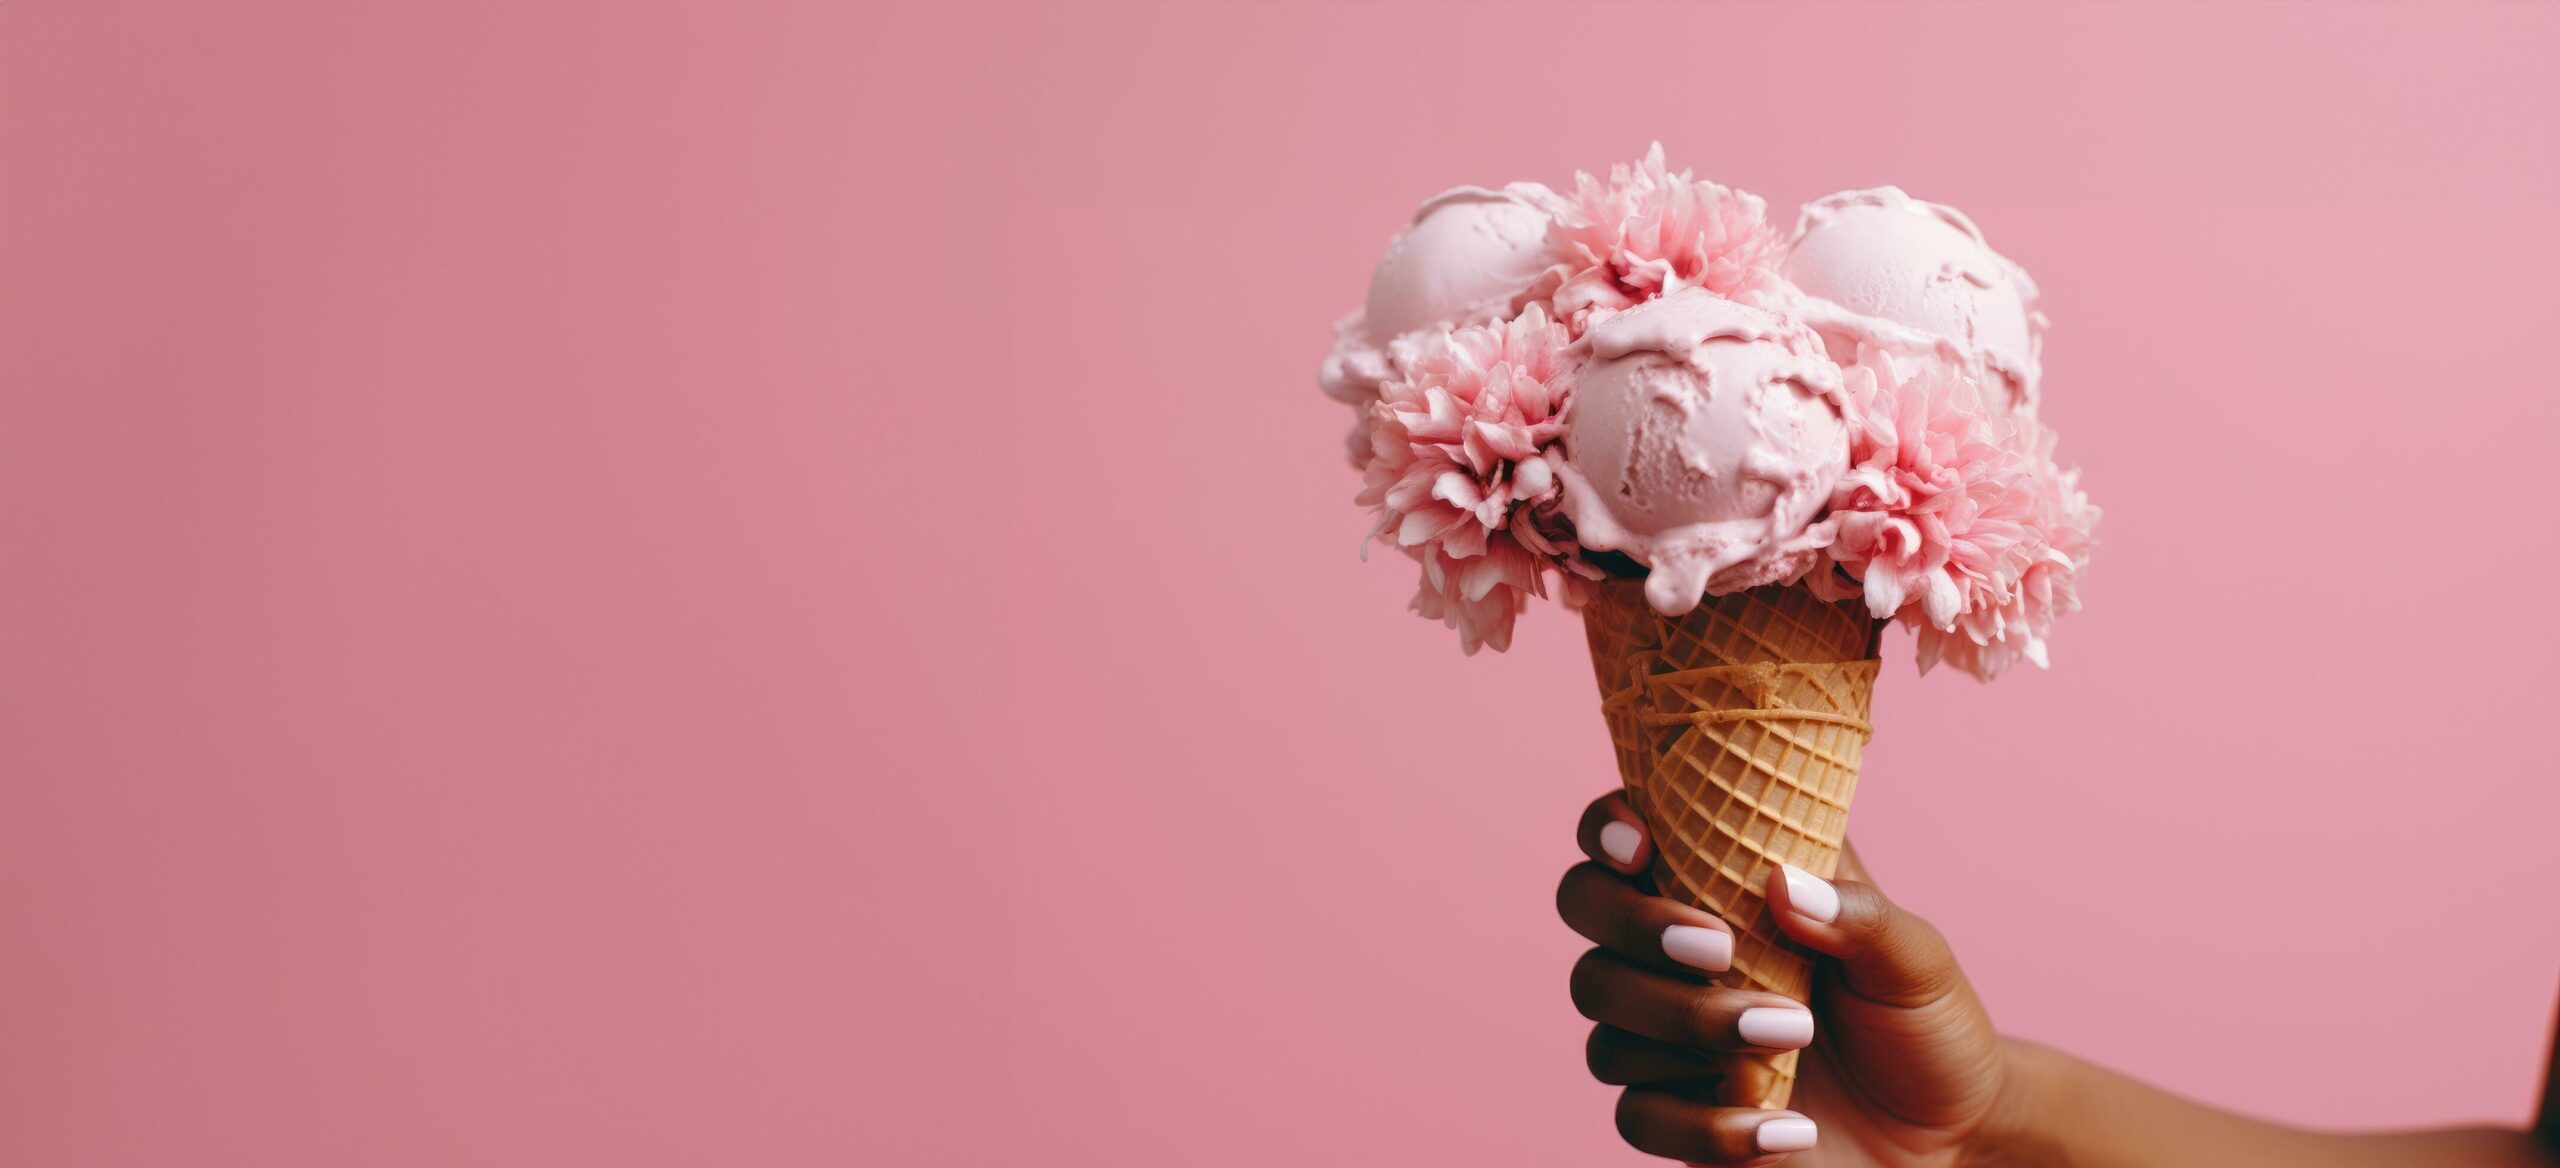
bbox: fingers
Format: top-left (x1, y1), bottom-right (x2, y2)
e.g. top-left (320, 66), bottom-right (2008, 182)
top-left (1576, 791), bottom-right (1650, 876)
top-left (1615, 1086), bottom-right (1819, 1164)
top-left (1767, 862), bottom-right (1963, 1008)
top-left (1584, 1025), bottom-right (1718, 1085)
top-left (1565, 793), bottom-right (1730, 976)
top-left (1556, 862), bottom-right (1737, 974)
top-left (1569, 949), bottom-right (1817, 1055)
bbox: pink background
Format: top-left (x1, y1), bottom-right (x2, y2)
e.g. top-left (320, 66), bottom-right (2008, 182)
top-left (4, 2), bottom-right (2557, 1164)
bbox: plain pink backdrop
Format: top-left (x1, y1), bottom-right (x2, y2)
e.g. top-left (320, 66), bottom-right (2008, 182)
top-left (4, 2), bottom-right (2557, 1165)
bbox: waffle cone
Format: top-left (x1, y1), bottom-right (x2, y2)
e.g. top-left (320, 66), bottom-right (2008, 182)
top-left (1580, 578), bottom-right (1881, 1111)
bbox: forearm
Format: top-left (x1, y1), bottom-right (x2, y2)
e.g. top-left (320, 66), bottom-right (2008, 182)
top-left (1981, 1039), bottom-right (2558, 1168)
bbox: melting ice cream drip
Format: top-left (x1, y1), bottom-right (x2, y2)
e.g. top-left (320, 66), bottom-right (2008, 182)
top-left (1554, 291), bottom-right (1849, 614)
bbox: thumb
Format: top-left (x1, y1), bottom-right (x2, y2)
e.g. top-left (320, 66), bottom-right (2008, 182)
top-left (1765, 862), bottom-right (1963, 1008)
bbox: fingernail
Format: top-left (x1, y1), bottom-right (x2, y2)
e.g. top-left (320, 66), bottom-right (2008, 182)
top-left (1599, 821), bottom-right (1642, 867)
top-left (1755, 1114), bottom-right (1818, 1152)
top-left (1736, 1007), bottom-right (1815, 1050)
top-left (1780, 864), bottom-right (1838, 924)
top-left (1661, 925), bottom-right (1732, 972)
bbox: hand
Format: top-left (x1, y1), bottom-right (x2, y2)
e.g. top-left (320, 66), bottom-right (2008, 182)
top-left (1560, 792), bottom-right (2024, 1166)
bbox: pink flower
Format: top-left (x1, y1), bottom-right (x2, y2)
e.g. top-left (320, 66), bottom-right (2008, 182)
top-left (1813, 351), bottom-right (2096, 680)
top-left (1538, 144), bottom-right (1786, 334)
top-left (1358, 305), bottom-right (1601, 653)
top-left (1915, 440), bottom-right (2099, 680)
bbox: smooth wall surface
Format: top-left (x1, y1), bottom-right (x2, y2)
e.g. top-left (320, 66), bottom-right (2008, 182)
top-left (4, 2), bottom-right (2556, 1164)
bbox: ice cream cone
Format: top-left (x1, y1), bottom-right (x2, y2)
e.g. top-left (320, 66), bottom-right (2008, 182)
top-left (1580, 577), bottom-right (1881, 1111)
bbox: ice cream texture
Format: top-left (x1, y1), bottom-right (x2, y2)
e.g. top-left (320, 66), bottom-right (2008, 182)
top-left (1320, 147), bottom-right (2095, 680)
top-left (1782, 187), bottom-right (2046, 412)
top-left (1361, 186), bottom-right (1558, 342)
top-left (1556, 291), bottom-right (1847, 616)
top-left (1319, 185), bottom-right (1561, 408)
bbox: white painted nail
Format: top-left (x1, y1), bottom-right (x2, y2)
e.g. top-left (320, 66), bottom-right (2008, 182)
top-left (1660, 925), bottom-right (1732, 972)
top-left (1780, 864), bottom-right (1839, 924)
top-left (1755, 1114), bottom-right (1818, 1153)
top-left (1599, 821), bottom-right (1642, 867)
top-left (1736, 1007), bottom-right (1814, 1049)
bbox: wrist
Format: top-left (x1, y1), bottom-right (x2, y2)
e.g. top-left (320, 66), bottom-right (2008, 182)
top-left (1970, 1037), bottom-right (2081, 1168)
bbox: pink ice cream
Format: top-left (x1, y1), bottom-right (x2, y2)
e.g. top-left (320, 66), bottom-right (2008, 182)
top-left (1324, 150), bottom-right (2095, 675)
top-left (1555, 290), bottom-right (1848, 616)
top-left (1782, 187), bottom-right (2045, 412)
top-left (1320, 186), bottom-right (1563, 461)
top-left (1359, 186), bottom-right (1558, 340)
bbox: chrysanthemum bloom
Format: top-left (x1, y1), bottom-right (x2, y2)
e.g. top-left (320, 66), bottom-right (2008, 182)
top-left (1322, 185), bottom-right (1565, 469)
top-left (1539, 143), bottom-right (1788, 335)
top-left (1918, 438), bottom-right (2099, 679)
top-left (1811, 350), bottom-right (2094, 679)
top-left (1357, 304), bottom-right (1599, 652)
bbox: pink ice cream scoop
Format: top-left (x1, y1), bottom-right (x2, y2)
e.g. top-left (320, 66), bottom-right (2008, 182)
top-left (1782, 187), bottom-right (2045, 412)
top-left (1555, 289), bottom-right (1848, 616)
top-left (1319, 185), bottom-right (1561, 407)
top-left (1361, 185), bottom-right (1558, 339)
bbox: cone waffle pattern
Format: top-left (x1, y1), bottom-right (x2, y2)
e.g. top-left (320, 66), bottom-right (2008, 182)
top-left (1580, 579), bottom-right (1880, 1111)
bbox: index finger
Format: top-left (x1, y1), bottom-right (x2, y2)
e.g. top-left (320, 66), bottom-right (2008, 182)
top-left (1577, 790), bottom-right (1651, 876)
